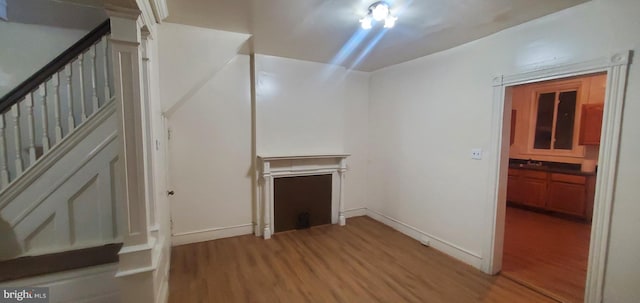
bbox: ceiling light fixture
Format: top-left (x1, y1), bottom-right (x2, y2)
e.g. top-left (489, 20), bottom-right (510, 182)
top-left (360, 1), bottom-right (398, 30)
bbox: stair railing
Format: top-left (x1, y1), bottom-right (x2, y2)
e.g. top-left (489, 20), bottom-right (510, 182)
top-left (0, 20), bottom-right (113, 191)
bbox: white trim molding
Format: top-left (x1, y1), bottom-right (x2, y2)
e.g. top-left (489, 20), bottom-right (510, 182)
top-left (171, 223), bottom-right (254, 246)
top-left (343, 207), bottom-right (367, 218)
top-left (149, 0), bottom-right (169, 23)
top-left (257, 154), bottom-right (350, 239)
top-left (365, 208), bottom-right (483, 269)
top-left (486, 50), bottom-right (631, 303)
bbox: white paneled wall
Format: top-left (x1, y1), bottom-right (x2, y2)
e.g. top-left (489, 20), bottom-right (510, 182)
top-left (0, 105), bottom-right (120, 260)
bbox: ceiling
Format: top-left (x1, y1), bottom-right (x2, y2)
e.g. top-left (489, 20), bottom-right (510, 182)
top-left (7, 0), bottom-right (107, 30)
top-left (165, 0), bottom-right (588, 72)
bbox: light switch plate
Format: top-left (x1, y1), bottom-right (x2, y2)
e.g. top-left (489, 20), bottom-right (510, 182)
top-left (471, 148), bottom-right (482, 160)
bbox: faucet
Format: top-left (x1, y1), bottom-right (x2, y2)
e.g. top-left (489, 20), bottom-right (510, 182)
top-left (527, 159), bottom-right (543, 167)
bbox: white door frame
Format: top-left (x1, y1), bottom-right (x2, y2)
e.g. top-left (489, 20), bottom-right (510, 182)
top-left (483, 50), bottom-right (631, 303)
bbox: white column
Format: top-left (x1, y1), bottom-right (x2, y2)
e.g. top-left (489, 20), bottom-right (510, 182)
top-left (109, 14), bottom-right (156, 302)
top-left (0, 114), bottom-right (8, 187)
top-left (11, 104), bottom-right (23, 175)
top-left (102, 36), bottom-right (111, 105)
top-left (77, 53), bottom-right (87, 122)
top-left (52, 73), bottom-right (63, 143)
top-left (141, 30), bottom-right (157, 233)
top-left (38, 84), bottom-right (50, 152)
top-left (338, 158), bottom-right (347, 226)
top-left (89, 45), bottom-right (100, 114)
top-left (64, 64), bottom-right (75, 130)
top-left (24, 93), bottom-right (36, 164)
top-left (262, 161), bottom-right (272, 239)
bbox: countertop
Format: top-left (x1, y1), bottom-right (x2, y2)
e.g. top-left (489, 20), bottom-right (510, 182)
top-left (508, 163), bottom-right (597, 176)
top-left (509, 159), bottom-right (597, 176)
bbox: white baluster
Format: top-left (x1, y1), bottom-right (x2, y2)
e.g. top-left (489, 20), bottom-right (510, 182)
top-left (0, 114), bottom-right (9, 187)
top-left (25, 93), bottom-right (36, 165)
top-left (64, 64), bottom-right (75, 131)
top-left (52, 73), bottom-right (63, 142)
top-left (39, 83), bottom-right (50, 152)
top-left (12, 104), bottom-right (23, 175)
top-left (90, 44), bottom-right (99, 114)
top-left (102, 36), bottom-right (111, 104)
top-left (78, 54), bottom-right (87, 122)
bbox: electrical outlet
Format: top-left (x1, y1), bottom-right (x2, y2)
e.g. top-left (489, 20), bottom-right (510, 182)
top-left (420, 235), bottom-right (431, 246)
top-left (471, 148), bottom-right (482, 160)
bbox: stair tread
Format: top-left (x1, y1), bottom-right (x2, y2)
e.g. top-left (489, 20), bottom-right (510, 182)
top-left (0, 243), bottom-right (122, 282)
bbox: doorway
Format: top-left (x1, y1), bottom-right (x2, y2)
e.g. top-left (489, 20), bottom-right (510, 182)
top-left (501, 72), bottom-right (606, 302)
top-left (485, 51), bottom-right (631, 303)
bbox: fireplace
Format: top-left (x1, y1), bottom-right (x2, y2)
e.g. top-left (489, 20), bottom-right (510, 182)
top-left (274, 174), bottom-right (332, 232)
top-left (256, 154), bottom-right (349, 239)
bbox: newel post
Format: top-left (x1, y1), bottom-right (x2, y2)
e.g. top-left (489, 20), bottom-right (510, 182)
top-left (108, 13), bottom-right (156, 302)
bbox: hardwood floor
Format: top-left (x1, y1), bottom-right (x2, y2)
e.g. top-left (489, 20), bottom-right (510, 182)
top-left (502, 206), bottom-right (591, 303)
top-left (169, 216), bottom-right (556, 303)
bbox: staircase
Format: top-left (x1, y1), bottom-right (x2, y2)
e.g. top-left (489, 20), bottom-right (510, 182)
top-left (0, 18), bottom-right (122, 297)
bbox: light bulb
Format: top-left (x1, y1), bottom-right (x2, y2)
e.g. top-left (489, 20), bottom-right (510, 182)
top-left (371, 3), bottom-right (389, 21)
top-left (360, 16), bottom-right (372, 30)
top-left (384, 15), bottom-right (397, 28)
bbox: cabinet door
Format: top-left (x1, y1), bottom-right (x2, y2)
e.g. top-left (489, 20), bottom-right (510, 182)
top-left (507, 175), bottom-right (523, 204)
top-left (548, 181), bottom-right (587, 217)
top-left (579, 103), bottom-right (604, 145)
top-left (521, 178), bottom-right (547, 208)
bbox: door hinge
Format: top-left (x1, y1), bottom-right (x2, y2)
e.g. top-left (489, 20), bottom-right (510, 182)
top-left (167, 128), bottom-right (172, 140)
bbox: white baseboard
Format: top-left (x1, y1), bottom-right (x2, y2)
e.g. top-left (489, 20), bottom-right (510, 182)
top-left (344, 207), bottom-right (367, 218)
top-left (364, 208), bottom-right (483, 269)
top-left (0, 263), bottom-right (119, 303)
top-left (171, 223), bottom-right (253, 246)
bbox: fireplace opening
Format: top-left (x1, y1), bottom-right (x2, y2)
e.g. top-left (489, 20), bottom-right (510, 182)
top-left (273, 174), bottom-right (332, 233)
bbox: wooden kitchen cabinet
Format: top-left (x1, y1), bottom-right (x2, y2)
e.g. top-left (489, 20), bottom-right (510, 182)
top-left (520, 170), bottom-right (547, 208)
top-left (507, 169), bottom-right (523, 203)
top-left (506, 168), bottom-right (595, 220)
top-left (579, 103), bottom-right (604, 145)
top-left (547, 173), bottom-right (587, 217)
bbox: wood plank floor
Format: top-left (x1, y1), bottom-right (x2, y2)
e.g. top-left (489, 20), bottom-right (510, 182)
top-left (169, 216), bottom-right (556, 303)
top-left (502, 206), bottom-right (591, 303)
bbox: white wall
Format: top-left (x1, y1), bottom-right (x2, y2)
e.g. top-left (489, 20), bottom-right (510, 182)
top-left (0, 22), bottom-right (86, 96)
top-left (158, 22), bottom-right (252, 245)
top-left (159, 23), bottom-right (370, 243)
top-left (158, 22), bottom-right (250, 113)
top-left (254, 55), bottom-right (370, 212)
top-left (255, 55), bottom-right (346, 156)
top-left (167, 55), bottom-right (253, 244)
top-left (367, 0), bottom-right (640, 301)
top-left (343, 71), bottom-right (370, 212)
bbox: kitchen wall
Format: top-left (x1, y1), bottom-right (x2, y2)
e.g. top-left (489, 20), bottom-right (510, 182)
top-left (510, 73), bottom-right (606, 164)
top-left (368, 0), bottom-right (640, 301)
top-left (0, 22), bottom-right (86, 96)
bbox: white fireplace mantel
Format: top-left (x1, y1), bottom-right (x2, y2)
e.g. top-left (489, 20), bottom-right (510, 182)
top-left (256, 154), bottom-right (350, 239)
